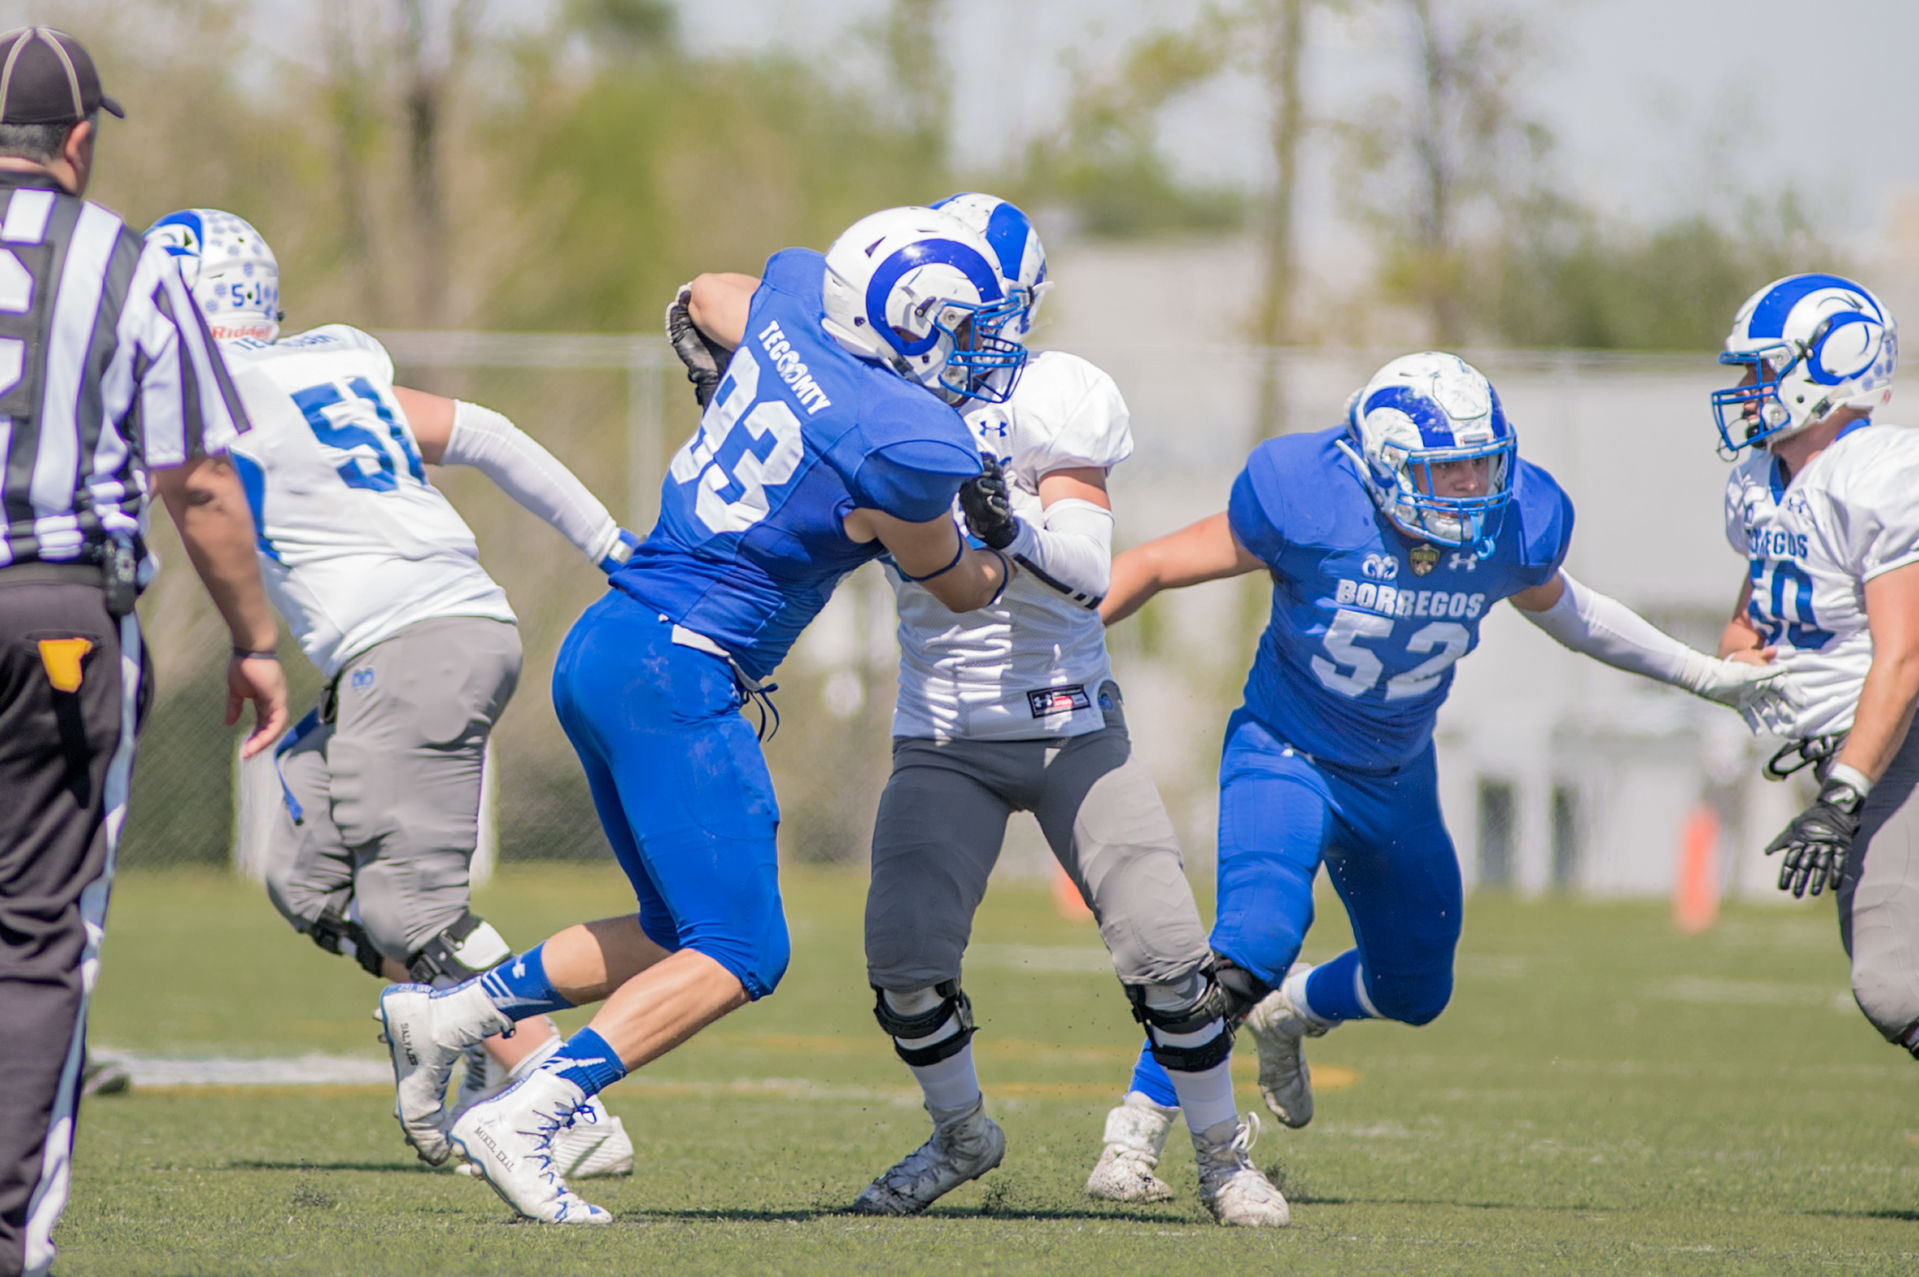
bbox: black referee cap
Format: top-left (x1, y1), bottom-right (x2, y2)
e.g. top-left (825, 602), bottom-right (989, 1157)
top-left (0, 27), bottom-right (123, 125)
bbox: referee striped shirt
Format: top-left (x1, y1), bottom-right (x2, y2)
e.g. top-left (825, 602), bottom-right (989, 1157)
top-left (0, 171), bottom-right (248, 568)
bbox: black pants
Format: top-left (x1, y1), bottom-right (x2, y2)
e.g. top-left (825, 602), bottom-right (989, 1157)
top-left (0, 572), bottom-right (149, 1277)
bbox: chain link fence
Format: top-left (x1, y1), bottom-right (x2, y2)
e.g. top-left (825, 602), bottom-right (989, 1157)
top-left (119, 335), bottom-right (1908, 898)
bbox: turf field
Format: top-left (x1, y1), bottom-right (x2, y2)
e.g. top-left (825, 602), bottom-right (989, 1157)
top-left (60, 864), bottom-right (1918, 1274)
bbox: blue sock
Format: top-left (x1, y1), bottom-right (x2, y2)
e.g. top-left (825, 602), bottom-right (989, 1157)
top-left (1126, 1039), bottom-right (1180, 1107)
top-left (1302, 949), bottom-right (1373, 1024)
top-left (479, 944), bottom-right (573, 1018)
top-left (538, 1027), bottom-right (627, 1099)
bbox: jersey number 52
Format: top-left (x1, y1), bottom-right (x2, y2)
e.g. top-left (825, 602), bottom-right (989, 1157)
top-left (1312, 610), bottom-right (1470, 700)
top-left (668, 345), bottom-right (804, 535)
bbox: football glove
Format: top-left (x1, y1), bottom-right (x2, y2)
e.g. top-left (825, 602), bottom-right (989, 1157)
top-left (1763, 776), bottom-right (1863, 899)
top-left (1681, 656), bottom-right (1797, 735)
top-left (665, 282), bottom-right (734, 409)
top-left (959, 456), bottom-right (1019, 550)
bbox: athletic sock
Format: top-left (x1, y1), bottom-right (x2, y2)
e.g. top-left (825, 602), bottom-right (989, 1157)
top-left (1300, 949), bottom-right (1374, 1025)
top-left (1126, 1040), bottom-right (1181, 1108)
top-left (1166, 1056), bottom-right (1238, 1134)
top-left (909, 1041), bottom-right (983, 1115)
top-left (478, 944), bottom-right (573, 1018)
top-left (505, 1024), bottom-right (563, 1083)
top-left (537, 1027), bottom-right (627, 1099)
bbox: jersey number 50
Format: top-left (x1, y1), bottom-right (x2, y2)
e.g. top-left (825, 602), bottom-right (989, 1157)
top-left (668, 345), bottom-right (804, 535)
top-left (1312, 610), bottom-right (1470, 700)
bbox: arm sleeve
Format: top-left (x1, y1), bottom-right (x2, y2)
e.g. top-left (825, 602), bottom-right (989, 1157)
top-left (1517, 570), bottom-right (1710, 689)
top-left (439, 400), bottom-right (621, 564)
top-left (1004, 497), bottom-right (1114, 608)
top-left (848, 438), bottom-right (982, 523)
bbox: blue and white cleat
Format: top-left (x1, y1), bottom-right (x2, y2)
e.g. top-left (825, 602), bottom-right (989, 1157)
top-left (450, 1068), bottom-right (613, 1225)
top-left (377, 981), bottom-right (512, 1165)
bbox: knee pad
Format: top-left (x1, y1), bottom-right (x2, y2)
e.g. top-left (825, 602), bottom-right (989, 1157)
top-left (406, 913), bottom-right (513, 985)
top-left (1127, 967), bottom-right (1235, 1073)
top-left (872, 981), bottom-right (975, 1067)
top-left (305, 908), bottom-right (386, 979)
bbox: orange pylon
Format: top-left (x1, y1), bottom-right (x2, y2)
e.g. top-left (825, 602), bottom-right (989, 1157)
top-left (1052, 861), bottom-right (1094, 921)
top-left (1673, 804), bottom-right (1721, 935)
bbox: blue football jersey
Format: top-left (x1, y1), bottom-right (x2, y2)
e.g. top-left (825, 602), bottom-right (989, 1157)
top-left (614, 249), bottom-right (982, 680)
top-left (1229, 427), bottom-right (1574, 769)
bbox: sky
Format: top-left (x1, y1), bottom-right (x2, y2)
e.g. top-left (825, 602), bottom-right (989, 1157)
top-left (670, 0), bottom-right (1919, 247)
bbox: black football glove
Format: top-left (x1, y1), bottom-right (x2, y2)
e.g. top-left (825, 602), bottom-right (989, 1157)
top-left (664, 282), bottom-right (735, 409)
top-left (958, 456), bottom-right (1020, 550)
top-left (1763, 777), bottom-right (1864, 898)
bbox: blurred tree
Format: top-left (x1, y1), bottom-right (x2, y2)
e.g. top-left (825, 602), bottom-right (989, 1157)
top-left (1333, 0), bottom-right (1550, 347)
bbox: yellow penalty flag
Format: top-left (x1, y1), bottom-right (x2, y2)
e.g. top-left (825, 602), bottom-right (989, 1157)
top-left (38, 638), bottom-right (94, 693)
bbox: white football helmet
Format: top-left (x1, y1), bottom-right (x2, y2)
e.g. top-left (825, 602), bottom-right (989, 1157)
top-left (1713, 273), bottom-right (1896, 454)
top-left (1339, 352), bottom-right (1516, 556)
top-left (929, 192), bottom-right (1052, 339)
top-left (821, 206), bottom-right (1028, 406)
top-left (144, 208), bottom-right (282, 343)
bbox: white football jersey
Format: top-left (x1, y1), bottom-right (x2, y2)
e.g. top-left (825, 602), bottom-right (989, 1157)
top-left (223, 325), bottom-right (513, 678)
top-left (889, 351), bottom-right (1132, 741)
top-left (1723, 421), bottom-right (1919, 738)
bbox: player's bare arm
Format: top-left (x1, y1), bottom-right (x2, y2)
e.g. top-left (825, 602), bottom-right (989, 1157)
top-left (152, 455), bottom-right (289, 756)
top-left (1718, 577), bottom-right (1770, 663)
top-left (1833, 559), bottom-right (1919, 784)
top-left (687, 272), bottom-right (757, 349)
top-left (846, 506), bottom-right (1012, 612)
top-left (1101, 511), bottom-right (1263, 626)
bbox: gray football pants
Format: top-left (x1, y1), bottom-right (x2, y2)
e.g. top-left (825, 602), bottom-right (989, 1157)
top-left (1838, 726), bottom-right (1919, 1052)
top-left (263, 616), bottom-right (521, 966)
top-left (865, 682), bottom-right (1211, 992)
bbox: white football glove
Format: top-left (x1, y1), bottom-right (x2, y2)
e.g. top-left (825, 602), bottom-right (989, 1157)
top-left (1679, 655), bottom-right (1798, 735)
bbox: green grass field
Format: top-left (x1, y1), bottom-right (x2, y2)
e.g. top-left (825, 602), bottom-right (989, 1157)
top-left (56, 864), bottom-right (1918, 1274)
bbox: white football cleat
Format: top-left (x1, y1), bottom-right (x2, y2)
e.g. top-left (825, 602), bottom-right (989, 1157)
top-left (1242, 962), bottom-right (1329, 1129)
top-left (455, 1098), bottom-right (634, 1179)
top-left (449, 1068), bottom-right (612, 1225)
top-left (1193, 1113), bottom-right (1290, 1228)
top-left (1085, 1091), bottom-right (1178, 1202)
top-left (850, 1099), bottom-right (1005, 1215)
top-left (377, 981), bottom-right (511, 1165)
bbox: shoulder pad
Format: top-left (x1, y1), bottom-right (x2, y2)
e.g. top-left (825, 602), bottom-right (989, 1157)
top-left (999, 350), bottom-right (1133, 480)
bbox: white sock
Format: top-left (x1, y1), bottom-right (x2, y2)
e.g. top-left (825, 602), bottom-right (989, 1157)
top-left (505, 1026), bottom-right (563, 1083)
top-left (1284, 966), bottom-right (1339, 1028)
top-left (909, 1042), bottom-right (983, 1117)
top-left (1170, 1061), bottom-right (1238, 1134)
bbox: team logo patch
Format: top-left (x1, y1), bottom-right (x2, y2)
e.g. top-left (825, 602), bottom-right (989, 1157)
top-left (351, 667), bottom-right (376, 690)
top-left (1027, 684), bottom-right (1091, 719)
top-left (1361, 552), bottom-right (1399, 580)
top-left (1410, 544), bottom-right (1440, 576)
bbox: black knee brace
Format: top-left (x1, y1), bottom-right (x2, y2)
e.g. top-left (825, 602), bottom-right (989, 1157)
top-left (407, 912), bottom-right (513, 984)
top-left (1127, 963), bottom-right (1241, 1073)
top-left (306, 909), bottom-right (386, 979)
top-left (872, 980), bottom-right (976, 1067)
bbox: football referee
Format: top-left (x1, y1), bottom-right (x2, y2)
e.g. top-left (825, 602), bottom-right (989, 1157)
top-left (0, 28), bottom-right (287, 1277)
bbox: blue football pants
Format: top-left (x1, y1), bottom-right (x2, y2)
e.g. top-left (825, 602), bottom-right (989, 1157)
top-left (1130, 708), bottom-right (1462, 1103)
top-left (552, 590), bottom-right (789, 1000)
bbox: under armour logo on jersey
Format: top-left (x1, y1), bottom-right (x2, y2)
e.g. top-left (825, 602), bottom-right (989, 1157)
top-left (1361, 553), bottom-right (1399, 580)
top-left (1447, 552), bottom-right (1479, 572)
top-left (975, 419), bottom-right (1009, 439)
top-left (351, 667), bottom-right (376, 689)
